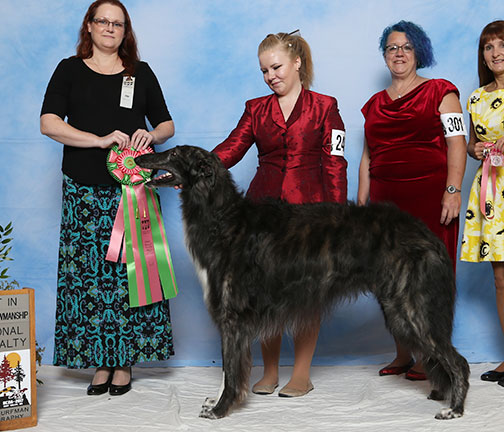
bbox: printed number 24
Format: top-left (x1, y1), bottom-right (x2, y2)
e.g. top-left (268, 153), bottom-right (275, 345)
top-left (333, 134), bottom-right (345, 151)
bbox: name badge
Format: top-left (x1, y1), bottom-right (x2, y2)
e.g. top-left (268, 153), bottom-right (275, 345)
top-left (330, 129), bottom-right (345, 156)
top-left (120, 76), bottom-right (135, 109)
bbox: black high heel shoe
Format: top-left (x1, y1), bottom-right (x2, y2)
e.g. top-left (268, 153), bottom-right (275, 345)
top-left (481, 370), bottom-right (504, 382)
top-left (87, 368), bottom-right (114, 395)
top-left (109, 367), bottom-right (132, 396)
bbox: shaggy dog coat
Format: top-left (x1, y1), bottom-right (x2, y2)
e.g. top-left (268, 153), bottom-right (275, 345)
top-left (136, 145), bottom-right (469, 420)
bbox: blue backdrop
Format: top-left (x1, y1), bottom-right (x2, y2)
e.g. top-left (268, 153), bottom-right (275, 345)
top-left (0, 0), bottom-right (502, 366)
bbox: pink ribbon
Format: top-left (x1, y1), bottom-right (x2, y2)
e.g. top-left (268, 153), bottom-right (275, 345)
top-left (480, 142), bottom-right (497, 220)
top-left (135, 185), bottom-right (163, 303)
top-left (106, 198), bottom-right (127, 263)
top-left (105, 145), bottom-right (178, 307)
top-left (106, 184), bottom-right (178, 307)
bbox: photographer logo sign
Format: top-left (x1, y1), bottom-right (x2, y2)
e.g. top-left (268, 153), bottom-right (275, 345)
top-left (0, 289), bottom-right (37, 429)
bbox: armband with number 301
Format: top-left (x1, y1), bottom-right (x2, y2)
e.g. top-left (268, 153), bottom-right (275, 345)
top-left (440, 113), bottom-right (467, 138)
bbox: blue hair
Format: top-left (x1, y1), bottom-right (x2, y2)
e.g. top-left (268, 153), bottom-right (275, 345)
top-left (379, 21), bottom-right (435, 69)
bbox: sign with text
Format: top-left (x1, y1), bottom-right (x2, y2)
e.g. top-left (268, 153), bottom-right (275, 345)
top-left (0, 289), bottom-right (37, 430)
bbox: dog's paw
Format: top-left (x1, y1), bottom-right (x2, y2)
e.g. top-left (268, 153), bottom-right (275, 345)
top-left (427, 389), bottom-right (445, 401)
top-left (199, 405), bottom-right (222, 420)
top-left (435, 407), bottom-right (463, 420)
top-left (202, 397), bottom-right (217, 409)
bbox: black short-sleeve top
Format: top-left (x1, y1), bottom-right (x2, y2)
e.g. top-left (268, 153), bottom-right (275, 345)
top-left (41, 57), bottom-right (172, 185)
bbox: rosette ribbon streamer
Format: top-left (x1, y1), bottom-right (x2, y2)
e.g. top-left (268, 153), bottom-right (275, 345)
top-left (105, 146), bottom-right (178, 307)
top-left (480, 141), bottom-right (500, 221)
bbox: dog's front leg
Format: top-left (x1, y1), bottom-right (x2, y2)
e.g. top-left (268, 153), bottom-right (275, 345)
top-left (201, 371), bottom-right (226, 409)
top-left (199, 324), bottom-right (252, 419)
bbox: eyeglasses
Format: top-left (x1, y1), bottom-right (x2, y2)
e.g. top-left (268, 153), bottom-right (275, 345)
top-left (92, 18), bottom-right (125, 29)
top-left (385, 43), bottom-right (414, 55)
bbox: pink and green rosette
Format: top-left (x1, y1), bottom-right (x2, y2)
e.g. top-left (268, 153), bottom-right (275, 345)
top-left (105, 145), bottom-right (178, 307)
top-left (107, 145), bottom-right (153, 185)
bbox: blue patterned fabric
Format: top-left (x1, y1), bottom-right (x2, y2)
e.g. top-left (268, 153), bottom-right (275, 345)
top-left (54, 175), bottom-right (174, 368)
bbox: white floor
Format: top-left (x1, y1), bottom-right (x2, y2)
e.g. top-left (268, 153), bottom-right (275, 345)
top-left (20, 363), bottom-right (504, 432)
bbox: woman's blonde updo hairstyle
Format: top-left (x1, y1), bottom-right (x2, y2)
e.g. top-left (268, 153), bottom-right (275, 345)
top-left (258, 31), bottom-right (313, 89)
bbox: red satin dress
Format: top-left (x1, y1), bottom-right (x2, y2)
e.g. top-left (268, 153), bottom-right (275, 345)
top-left (362, 79), bottom-right (459, 265)
top-left (213, 87), bottom-right (347, 204)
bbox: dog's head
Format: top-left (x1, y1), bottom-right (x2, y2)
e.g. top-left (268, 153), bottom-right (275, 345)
top-left (135, 145), bottom-right (221, 190)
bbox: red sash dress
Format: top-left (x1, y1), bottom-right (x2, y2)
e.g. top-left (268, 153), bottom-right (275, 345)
top-left (362, 79), bottom-right (460, 266)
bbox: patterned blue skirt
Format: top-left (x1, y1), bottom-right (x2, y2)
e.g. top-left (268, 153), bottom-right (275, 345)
top-left (54, 175), bottom-right (174, 368)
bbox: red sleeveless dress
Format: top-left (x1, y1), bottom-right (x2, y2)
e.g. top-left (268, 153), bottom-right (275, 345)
top-left (362, 79), bottom-right (460, 266)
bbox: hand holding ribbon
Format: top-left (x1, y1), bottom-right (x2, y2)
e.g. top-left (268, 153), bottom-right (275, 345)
top-left (131, 129), bottom-right (154, 150)
top-left (480, 141), bottom-right (502, 221)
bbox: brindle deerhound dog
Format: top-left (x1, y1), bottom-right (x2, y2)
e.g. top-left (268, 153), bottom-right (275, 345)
top-left (136, 145), bottom-right (469, 420)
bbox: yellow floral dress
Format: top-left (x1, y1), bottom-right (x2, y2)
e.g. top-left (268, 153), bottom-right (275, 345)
top-left (461, 87), bottom-right (504, 262)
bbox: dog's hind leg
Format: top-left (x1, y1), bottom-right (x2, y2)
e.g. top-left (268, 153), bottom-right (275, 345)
top-left (199, 324), bottom-right (252, 419)
top-left (429, 347), bottom-right (470, 420)
top-left (379, 295), bottom-right (469, 419)
top-left (395, 332), bottom-right (469, 419)
top-left (424, 357), bottom-right (450, 401)
top-left (392, 326), bottom-right (469, 418)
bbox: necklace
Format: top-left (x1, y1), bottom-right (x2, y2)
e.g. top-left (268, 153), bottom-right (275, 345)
top-left (393, 76), bottom-right (419, 99)
top-left (91, 56), bottom-right (120, 75)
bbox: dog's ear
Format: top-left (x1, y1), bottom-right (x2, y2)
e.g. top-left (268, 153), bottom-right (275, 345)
top-left (199, 160), bottom-right (214, 178)
top-left (190, 159), bottom-right (216, 187)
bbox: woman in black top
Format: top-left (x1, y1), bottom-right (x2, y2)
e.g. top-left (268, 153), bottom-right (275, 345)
top-left (40, 0), bottom-right (175, 396)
